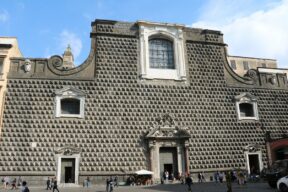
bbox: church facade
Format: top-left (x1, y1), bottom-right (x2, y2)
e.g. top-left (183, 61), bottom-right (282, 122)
top-left (0, 19), bottom-right (288, 185)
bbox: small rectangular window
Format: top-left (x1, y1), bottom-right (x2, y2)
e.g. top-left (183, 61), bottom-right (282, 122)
top-left (261, 63), bottom-right (266, 68)
top-left (239, 103), bottom-right (255, 117)
top-left (230, 60), bottom-right (236, 70)
top-left (61, 98), bottom-right (80, 115)
top-left (243, 61), bottom-right (249, 70)
top-left (0, 57), bottom-right (4, 74)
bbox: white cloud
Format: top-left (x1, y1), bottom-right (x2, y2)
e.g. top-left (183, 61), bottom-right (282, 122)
top-left (0, 10), bottom-right (9, 23)
top-left (192, 0), bottom-right (288, 68)
top-left (83, 13), bottom-right (93, 21)
top-left (17, 2), bottom-right (25, 10)
top-left (59, 30), bottom-right (82, 62)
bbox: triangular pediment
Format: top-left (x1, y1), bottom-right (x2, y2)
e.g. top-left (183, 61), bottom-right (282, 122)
top-left (234, 92), bottom-right (257, 102)
top-left (55, 86), bottom-right (86, 96)
top-left (243, 144), bottom-right (261, 152)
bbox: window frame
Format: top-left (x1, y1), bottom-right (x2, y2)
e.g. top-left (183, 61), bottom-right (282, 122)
top-left (230, 60), bottom-right (236, 70)
top-left (60, 98), bottom-right (81, 115)
top-left (55, 87), bottom-right (85, 118)
top-left (138, 21), bottom-right (186, 80)
top-left (148, 38), bottom-right (175, 69)
top-left (243, 61), bottom-right (249, 70)
top-left (235, 93), bottom-right (259, 121)
top-left (0, 56), bottom-right (5, 77)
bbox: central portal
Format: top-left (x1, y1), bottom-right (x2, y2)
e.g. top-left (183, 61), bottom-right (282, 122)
top-left (160, 147), bottom-right (178, 179)
top-left (145, 113), bottom-right (191, 181)
top-left (61, 158), bottom-right (75, 183)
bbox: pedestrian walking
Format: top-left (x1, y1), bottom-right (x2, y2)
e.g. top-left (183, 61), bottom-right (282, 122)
top-left (165, 170), bottom-right (169, 183)
top-left (17, 176), bottom-right (22, 187)
top-left (106, 177), bottom-right (111, 192)
top-left (52, 177), bottom-right (59, 192)
top-left (219, 172), bottom-right (224, 183)
top-left (198, 173), bottom-right (202, 183)
top-left (238, 171), bottom-right (245, 185)
top-left (11, 178), bottom-right (17, 190)
top-left (201, 172), bottom-right (205, 182)
top-left (4, 176), bottom-right (10, 189)
top-left (20, 181), bottom-right (29, 192)
top-left (51, 177), bottom-right (54, 189)
top-left (214, 171), bottom-right (219, 183)
top-left (86, 176), bottom-right (90, 187)
top-left (109, 178), bottom-right (114, 192)
top-left (2, 176), bottom-right (6, 189)
top-left (186, 174), bottom-right (193, 192)
top-left (83, 178), bottom-right (87, 187)
top-left (226, 171), bottom-right (232, 192)
top-left (46, 177), bottom-right (51, 190)
top-left (114, 176), bottom-right (118, 187)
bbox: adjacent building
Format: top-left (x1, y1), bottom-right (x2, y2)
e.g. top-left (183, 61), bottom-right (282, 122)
top-left (227, 55), bottom-right (277, 77)
top-left (0, 19), bottom-right (287, 185)
top-left (0, 37), bottom-right (22, 135)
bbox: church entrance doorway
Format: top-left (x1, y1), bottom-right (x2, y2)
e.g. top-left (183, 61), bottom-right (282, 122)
top-left (243, 144), bottom-right (263, 175)
top-left (55, 147), bottom-right (81, 185)
top-left (248, 154), bottom-right (260, 175)
top-left (144, 114), bottom-right (191, 181)
top-left (160, 147), bottom-right (178, 179)
top-left (61, 158), bottom-right (75, 183)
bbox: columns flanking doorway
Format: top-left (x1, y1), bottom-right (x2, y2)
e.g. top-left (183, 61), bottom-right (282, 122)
top-left (54, 146), bottom-right (81, 185)
top-left (145, 114), bottom-right (191, 181)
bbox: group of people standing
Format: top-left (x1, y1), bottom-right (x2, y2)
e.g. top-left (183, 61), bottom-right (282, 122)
top-left (106, 176), bottom-right (118, 192)
top-left (2, 176), bottom-right (23, 190)
top-left (83, 176), bottom-right (91, 187)
top-left (214, 170), bottom-right (247, 185)
top-left (46, 177), bottom-right (59, 192)
top-left (1, 176), bottom-right (29, 192)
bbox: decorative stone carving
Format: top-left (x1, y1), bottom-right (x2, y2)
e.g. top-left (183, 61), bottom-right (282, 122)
top-left (155, 113), bottom-right (175, 127)
top-left (269, 76), bottom-right (277, 85)
top-left (146, 114), bottom-right (190, 139)
top-left (234, 92), bottom-right (257, 102)
top-left (54, 146), bottom-right (81, 155)
top-left (243, 144), bottom-right (261, 152)
top-left (24, 59), bottom-right (32, 72)
top-left (49, 55), bottom-right (63, 68)
top-left (245, 69), bottom-right (258, 80)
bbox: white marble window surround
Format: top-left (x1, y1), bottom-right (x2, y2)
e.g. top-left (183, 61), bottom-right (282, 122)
top-left (138, 21), bottom-right (187, 81)
top-left (235, 93), bottom-right (259, 121)
top-left (55, 87), bottom-right (85, 118)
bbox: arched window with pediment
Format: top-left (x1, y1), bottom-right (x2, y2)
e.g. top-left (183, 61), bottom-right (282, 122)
top-left (149, 38), bottom-right (175, 69)
top-left (138, 21), bottom-right (187, 80)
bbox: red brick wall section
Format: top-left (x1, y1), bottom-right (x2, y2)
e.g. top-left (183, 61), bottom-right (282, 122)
top-left (269, 138), bottom-right (288, 162)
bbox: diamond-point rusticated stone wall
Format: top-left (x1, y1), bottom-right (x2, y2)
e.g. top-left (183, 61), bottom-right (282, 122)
top-left (0, 19), bottom-right (288, 185)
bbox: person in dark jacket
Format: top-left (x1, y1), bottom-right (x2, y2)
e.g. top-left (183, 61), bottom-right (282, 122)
top-left (46, 177), bottom-right (51, 190)
top-left (52, 177), bottom-right (59, 192)
top-left (186, 174), bottom-right (193, 192)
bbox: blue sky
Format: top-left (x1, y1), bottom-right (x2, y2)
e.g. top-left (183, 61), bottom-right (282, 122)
top-left (1, 0), bottom-right (288, 67)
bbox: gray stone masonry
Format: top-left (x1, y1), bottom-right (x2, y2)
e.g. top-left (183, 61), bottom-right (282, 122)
top-left (0, 19), bottom-right (288, 184)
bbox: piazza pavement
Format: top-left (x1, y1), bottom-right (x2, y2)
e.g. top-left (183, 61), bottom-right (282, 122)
top-left (0, 182), bottom-right (279, 192)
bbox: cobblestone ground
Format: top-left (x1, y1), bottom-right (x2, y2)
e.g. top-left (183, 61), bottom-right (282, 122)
top-left (0, 182), bottom-right (278, 192)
